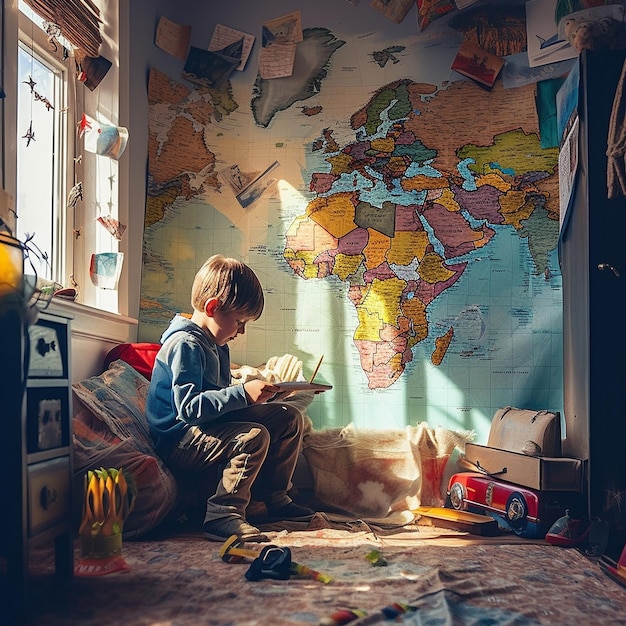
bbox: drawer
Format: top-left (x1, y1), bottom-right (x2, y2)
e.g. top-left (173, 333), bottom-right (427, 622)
top-left (28, 317), bottom-right (68, 379)
top-left (28, 457), bottom-right (72, 536)
top-left (26, 385), bottom-right (70, 453)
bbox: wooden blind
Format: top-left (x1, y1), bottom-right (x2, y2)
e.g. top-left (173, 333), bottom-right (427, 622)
top-left (23, 0), bottom-right (102, 58)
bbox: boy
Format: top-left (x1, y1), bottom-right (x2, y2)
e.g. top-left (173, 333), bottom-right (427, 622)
top-left (146, 255), bottom-right (315, 542)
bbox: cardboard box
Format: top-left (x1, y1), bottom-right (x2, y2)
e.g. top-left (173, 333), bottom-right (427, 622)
top-left (463, 443), bottom-right (583, 492)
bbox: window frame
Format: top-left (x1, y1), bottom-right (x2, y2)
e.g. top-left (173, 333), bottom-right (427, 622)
top-left (2, 1), bottom-right (126, 316)
top-left (16, 10), bottom-right (75, 287)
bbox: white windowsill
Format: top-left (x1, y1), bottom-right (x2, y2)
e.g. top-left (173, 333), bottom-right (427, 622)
top-left (45, 298), bottom-right (138, 326)
top-left (43, 298), bottom-right (138, 344)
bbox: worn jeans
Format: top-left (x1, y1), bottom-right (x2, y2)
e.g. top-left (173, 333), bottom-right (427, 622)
top-left (164, 402), bottom-right (305, 523)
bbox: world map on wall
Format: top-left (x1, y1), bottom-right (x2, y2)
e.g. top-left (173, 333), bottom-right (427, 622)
top-left (139, 25), bottom-right (563, 438)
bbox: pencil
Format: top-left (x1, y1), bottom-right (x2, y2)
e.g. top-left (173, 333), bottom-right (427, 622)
top-left (309, 354), bottom-right (324, 384)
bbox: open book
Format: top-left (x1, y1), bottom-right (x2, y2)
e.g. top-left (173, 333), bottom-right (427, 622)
top-left (268, 381), bottom-right (332, 402)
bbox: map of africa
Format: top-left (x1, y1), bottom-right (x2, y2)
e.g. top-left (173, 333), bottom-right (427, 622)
top-left (139, 25), bottom-right (563, 440)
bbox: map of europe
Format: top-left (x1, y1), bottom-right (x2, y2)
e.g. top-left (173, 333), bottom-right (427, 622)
top-left (139, 25), bottom-right (563, 438)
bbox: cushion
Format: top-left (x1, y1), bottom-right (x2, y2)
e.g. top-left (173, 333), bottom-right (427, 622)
top-left (103, 342), bottom-right (160, 380)
top-left (73, 359), bottom-right (156, 453)
top-left (72, 359), bottom-right (178, 538)
top-left (302, 423), bottom-right (474, 523)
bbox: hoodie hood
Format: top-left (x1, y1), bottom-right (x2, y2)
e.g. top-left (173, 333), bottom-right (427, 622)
top-left (161, 314), bottom-right (210, 346)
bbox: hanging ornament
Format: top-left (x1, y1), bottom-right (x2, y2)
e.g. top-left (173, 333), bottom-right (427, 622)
top-left (22, 121), bottom-right (36, 146)
top-left (67, 181), bottom-right (83, 210)
top-left (22, 71), bottom-right (54, 146)
top-left (23, 75), bottom-right (37, 91)
top-left (79, 113), bottom-right (129, 160)
top-left (33, 90), bottom-right (54, 111)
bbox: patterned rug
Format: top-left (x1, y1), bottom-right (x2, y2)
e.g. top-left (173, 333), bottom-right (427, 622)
top-left (14, 515), bottom-right (626, 626)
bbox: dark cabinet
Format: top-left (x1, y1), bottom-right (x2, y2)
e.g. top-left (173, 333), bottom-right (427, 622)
top-left (1, 307), bottom-right (74, 620)
top-left (561, 49), bottom-right (626, 561)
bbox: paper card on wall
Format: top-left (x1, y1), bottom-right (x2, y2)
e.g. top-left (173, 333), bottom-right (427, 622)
top-left (219, 161), bottom-right (280, 209)
top-left (259, 42), bottom-right (296, 79)
top-left (79, 114), bottom-right (129, 160)
top-left (416, 0), bottom-right (456, 31)
top-left (74, 50), bottom-right (112, 91)
top-left (451, 39), bottom-right (505, 89)
top-left (89, 252), bottom-right (124, 290)
top-left (182, 46), bottom-right (239, 89)
top-left (155, 16), bottom-right (191, 61)
top-left (371, 0), bottom-right (414, 24)
top-left (262, 11), bottom-right (303, 46)
top-left (219, 164), bottom-right (257, 195)
top-left (209, 24), bottom-right (255, 71)
top-left (526, 0), bottom-right (576, 68)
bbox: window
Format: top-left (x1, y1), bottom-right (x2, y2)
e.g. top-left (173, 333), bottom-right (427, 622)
top-left (10, 1), bottom-right (124, 314)
top-left (16, 7), bottom-right (71, 286)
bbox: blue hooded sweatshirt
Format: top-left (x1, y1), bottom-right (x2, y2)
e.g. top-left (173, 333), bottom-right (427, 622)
top-left (145, 314), bottom-right (249, 458)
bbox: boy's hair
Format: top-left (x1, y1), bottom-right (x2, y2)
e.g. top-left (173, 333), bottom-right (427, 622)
top-left (191, 254), bottom-right (264, 319)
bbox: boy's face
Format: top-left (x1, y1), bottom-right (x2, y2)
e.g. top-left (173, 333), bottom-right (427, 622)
top-left (207, 305), bottom-right (255, 346)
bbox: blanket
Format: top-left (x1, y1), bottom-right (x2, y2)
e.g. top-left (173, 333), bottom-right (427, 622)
top-left (303, 423), bottom-right (474, 524)
top-left (71, 356), bottom-right (474, 537)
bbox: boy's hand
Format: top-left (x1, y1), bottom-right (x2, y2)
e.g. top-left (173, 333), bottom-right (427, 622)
top-left (243, 379), bottom-right (280, 404)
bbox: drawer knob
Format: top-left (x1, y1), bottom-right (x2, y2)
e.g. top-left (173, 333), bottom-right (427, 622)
top-left (40, 486), bottom-right (58, 510)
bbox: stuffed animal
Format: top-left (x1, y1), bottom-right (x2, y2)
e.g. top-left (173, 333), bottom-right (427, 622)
top-left (563, 15), bottom-right (626, 52)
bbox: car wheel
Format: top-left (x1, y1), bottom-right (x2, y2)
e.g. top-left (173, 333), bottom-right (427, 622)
top-left (448, 481), bottom-right (466, 511)
top-left (506, 492), bottom-right (528, 535)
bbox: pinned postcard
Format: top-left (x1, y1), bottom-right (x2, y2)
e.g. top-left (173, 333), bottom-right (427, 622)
top-left (526, 0), bottom-right (576, 68)
top-left (74, 50), bottom-right (112, 91)
top-left (155, 16), bottom-right (191, 61)
top-left (371, 0), bottom-right (413, 24)
top-left (258, 11), bottom-right (302, 79)
top-left (183, 46), bottom-right (240, 89)
top-left (89, 252), bottom-right (124, 290)
top-left (451, 39), bottom-right (505, 89)
top-left (262, 11), bottom-right (303, 46)
top-left (209, 24), bottom-right (255, 71)
top-left (219, 161), bottom-right (280, 209)
top-left (259, 42), bottom-right (297, 79)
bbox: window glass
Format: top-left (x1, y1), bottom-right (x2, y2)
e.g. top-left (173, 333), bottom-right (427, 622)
top-left (16, 42), bottom-right (64, 282)
top-left (12, 0), bottom-right (122, 315)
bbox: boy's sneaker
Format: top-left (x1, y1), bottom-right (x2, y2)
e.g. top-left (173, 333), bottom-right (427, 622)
top-left (266, 501), bottom-right (316, 522)
top-left (202, 516), bottom-right (268, 543)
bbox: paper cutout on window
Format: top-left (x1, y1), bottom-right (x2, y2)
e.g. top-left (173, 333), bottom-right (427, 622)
top-left (79, 114), bottom-right (129, 160)
top-left (89, 252), bottom-right (124, 289)
top-left (97, 215), bottom-right (127, 241)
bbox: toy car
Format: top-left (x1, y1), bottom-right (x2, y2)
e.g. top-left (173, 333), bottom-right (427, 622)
top-left (447, 471), bottom-right (580, 539)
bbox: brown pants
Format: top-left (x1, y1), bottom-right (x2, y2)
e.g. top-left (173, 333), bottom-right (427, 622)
top-left (164, 402), bottom-right (304, 523)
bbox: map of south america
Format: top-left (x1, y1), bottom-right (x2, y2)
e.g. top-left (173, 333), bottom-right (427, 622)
top-left (283, 78), bottom-right (559, 389)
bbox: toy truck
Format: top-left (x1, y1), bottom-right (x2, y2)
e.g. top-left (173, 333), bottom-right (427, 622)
top-left (447, 471), bottom-right (581, 539)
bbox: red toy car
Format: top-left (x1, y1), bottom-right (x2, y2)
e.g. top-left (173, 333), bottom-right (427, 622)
top-left (447, 472), bottom-right (580, 539)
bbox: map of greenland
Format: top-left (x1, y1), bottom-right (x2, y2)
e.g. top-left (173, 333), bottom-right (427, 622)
top-left (283, 78), bottom-right (560, 390)
top-left (251, 27), bottom-right (345, 128)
